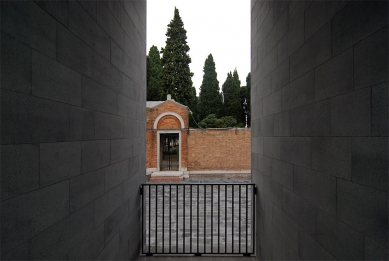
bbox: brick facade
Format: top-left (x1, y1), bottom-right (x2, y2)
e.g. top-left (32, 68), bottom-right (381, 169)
top-left (146, 98), bottom-right (251, 175)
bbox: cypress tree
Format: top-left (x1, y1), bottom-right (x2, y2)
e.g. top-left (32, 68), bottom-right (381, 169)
top-left (160, 7), bottom-right (194, 106)
top-left (146, 45), bottom-right (162, 101)
top-left (198, 54), bottom-right (223, 120)
top-left (239, 72), bottom-right (251, 126)
top-left (222, 69), bottom-right (241, 122)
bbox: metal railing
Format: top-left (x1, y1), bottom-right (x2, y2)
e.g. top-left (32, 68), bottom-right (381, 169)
top-left (141, 183), bottom-right (256, 256)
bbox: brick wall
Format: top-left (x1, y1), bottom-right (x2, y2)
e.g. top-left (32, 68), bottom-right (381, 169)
top-left (187, 129), bottom-right (251, 171)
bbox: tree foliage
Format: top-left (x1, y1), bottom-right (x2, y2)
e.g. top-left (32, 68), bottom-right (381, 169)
top-left (239, 72), bottom-right (251, 126)
top-left (222, 69), bottom-right (241, 122)
top-left (146, 45), bottom-right (162, 101)
top-left (198, 114), bottom-right (237, 128)
top-left (160, 7), bottom-right (194, 106)
top-left (198, 54), bottom-right (223, 120)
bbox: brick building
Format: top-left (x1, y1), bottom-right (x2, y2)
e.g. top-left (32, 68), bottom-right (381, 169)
top-left (146, 95), bottom-right (251, 181)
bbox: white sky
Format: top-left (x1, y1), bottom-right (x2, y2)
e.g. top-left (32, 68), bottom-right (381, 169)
top-left (147, 0), bottom-right (251, 95)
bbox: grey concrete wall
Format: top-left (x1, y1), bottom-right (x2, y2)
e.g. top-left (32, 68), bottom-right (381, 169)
top-left (251, 0), bottom-right (388, 260)
top-left (1, 0), bottom-right (146, 260)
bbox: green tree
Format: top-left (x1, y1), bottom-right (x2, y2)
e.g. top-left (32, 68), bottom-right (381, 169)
top-left (188, 86), bottom-right (199, 128)
top-left (160, 7), bottom-right (194, 106)
top-left (222, 69), bottom-right (241, 122)
top-left (146, 45), bottom-right (163, 101)
top-left (198, 114), bottom-right (237, 128)
top-left (239, 72), bottom-right (251, 126)
top-left (198, 54), bottom-right (223, 120)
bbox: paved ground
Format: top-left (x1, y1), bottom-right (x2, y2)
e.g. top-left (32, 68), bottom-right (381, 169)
top-left (142, 177), bottom-right (254, 256)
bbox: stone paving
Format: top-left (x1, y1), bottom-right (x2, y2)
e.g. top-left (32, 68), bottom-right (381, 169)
top-left (143, 177), bottom-right (254, 255)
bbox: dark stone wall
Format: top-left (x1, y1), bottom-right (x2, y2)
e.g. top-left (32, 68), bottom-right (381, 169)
top-left (251, 0), bottom-right (388, 260)
top-left (1, 0), bottom-right (146, 260)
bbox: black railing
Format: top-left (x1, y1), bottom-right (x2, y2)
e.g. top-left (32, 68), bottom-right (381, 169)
top-left (140, 183), bottom-right (256, 256)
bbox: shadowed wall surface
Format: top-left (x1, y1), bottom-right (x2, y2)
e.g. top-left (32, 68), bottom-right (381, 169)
top-left (1, 0), bottom-right (146, 260)
top-left (251, 0), bottom-right (388, 260)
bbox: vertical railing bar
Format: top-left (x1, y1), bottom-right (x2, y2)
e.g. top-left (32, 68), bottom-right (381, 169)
top-left (231, 185), bottom-right (235, 253)
top-left (225, 184), bottom-right (227, 254)
top-left (162, 185), bottom-right (165, 253)
top-left (141, 185), bottom-right (144, 254)
top-left (239, 185), bottom-right (241, 254)
top-left (169, 184), bottom-right (172, 253)
top-left (183, 185), bottom-right (185, 253)
top-left (155, 185), bottom-right (158, 253)
top-left (176, 184), bottom-right (178, 253)
top-left (246, 184), bottom-right (248, 254)
top-left (211, 185), bottom-right (213, 253)
top-left (190, 185), bottom-right (192, 253)
top-left (204, 184), bottom-right (206, 253)
top-left (197, 184), bottom-right (199, 253)
top-left (253, 185), bottom-right (256, 254)
top-left (218, 184), bottom-right (220, 254)
top-left (148, 185), bottom-right (151, 253)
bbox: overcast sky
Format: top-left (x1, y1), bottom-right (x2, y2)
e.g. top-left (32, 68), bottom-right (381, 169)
top-left (147, 0), bottom-right (250, 95)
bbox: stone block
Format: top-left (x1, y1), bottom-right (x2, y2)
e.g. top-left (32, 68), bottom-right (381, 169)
top-left (1, 144), bottom-right (39, 201)
top-left (251, 118), bottom-right (260, 137)
top-left (106, 0), bottom-right (121, 22)
top-left (123, 74), bottom-right (137, 101)
top-left (281, 70), bottom-right (315, 111)
top-left (354, 26), bottom-right (388, 89)
top-left (352, 137), bottom-right (388, 192)
top-left (104, 201), bottom-right (129, 244)
top-left (258, 46), bottom-right (277, 82)
top-left (316, 210), bottom-right (364, 260)
top-left (94, 183), bottom-right (124, 226)
top-left (332, 1), bottom-right (388, 55)
top-left (95, 112), bottom-right (123, 139)
top-left (111, 138), bottom-right (133, 164)
top-left (282, 188), bottom-right (316, 235)
top-left (123, 173), bottom-right (139, 203)
top-left (119, 212), bottom-right (140, 258)
top-left (1, 181), bottom-right (69, 254)
top-left (1, 242), bottom-right (29, 261)
top-left (1, 1), bottom-right (56, 58)
top-left (128, 155), bottom-right (140, 178)
top-left (69, 1), bottom-right (110, 60)
top-left (67, 224), bottom-right (104, 260)
top-left (271, 159), bottom-right (293, 191)
top-left (1, 90), bottom-right (69, 144)
top-left (272, 205), bottom-right (299, 253)
top-left (70, 168), bottom-right (105, 213)
top-left (290, 23), bottom-right (331, 80)
top-left (290, 100), bottom-right (331, 136)
top-left (105, 160), bottom-right (130, 192)
top-left (330, 88), bottom-right (371, 136)
top-left (312, 137), bottom-right (351, 180)
top-left (81, 140), bottom-right (111, 173)
top-left (252, 137), bottom-right (264, 154)
top-left (35, 0), bottom-right (69, 28)
top-left (364, 237), bottom-right (388, 261)
top-left (32, 50), bottom-right (82, 106)
top-left (263, 89), bottom-right (281, 116)
top-left (81, 76), bottom-right (117, 115)
top-left (266, 8), bottom-right (288, 53)
top-left (263, 137), bottom-right (281, 160)
top-left (118, 93), bottom-right (137, 119)
top-left (123, 118), bottom-right (139, 138)
top-left (259, 115), bottom-right (274, 136)
top-left (304, 0), bottom-right (349, 40)
top-left (315, 47), bottom-right (353, 101)
top-left (57, 24), bottom-right (122, 92)
top-left (1, 33), bottom-right (31, 94)
top-left (29, 203), bottom-right (94, 260)
top-left (372, 82), bottom-right (389, 136)
top-left (293, 166), bottom-right (336, 216)
top-left (257, 73), bottom-right (271, 100)
top-left (40, 141), bottom-right (81, 187)
top-left (70, 106), bottom-right (95, 141)
top-left (298, 228), bottom-right (335, 260)
top-left (111, 40), bottom-right (137, 80)
top-left (97, 1), bottom-right (124, 49)
top-left (281, 137), bottom-right (311, 168)
top-left (337, 179), bottom-right (388, 247)
top-left (273, 111), bottom-right (290, 136)
top-left (263, 175), bottom-right (282, 209)
top-left (271, 58), bottom-right (289, 92)
top-left (125, 34), bottom-right (142, 67)
top-left (121, 7), bottom-right (135, 39)
top-left (278, 15), bottom-right (304, 64)
top-left (95, 232), bottom-right (120, 260)
top-left (288, 0), bottom-right (311, 29)
top-left (77, 0), bottom-right (97, 21)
